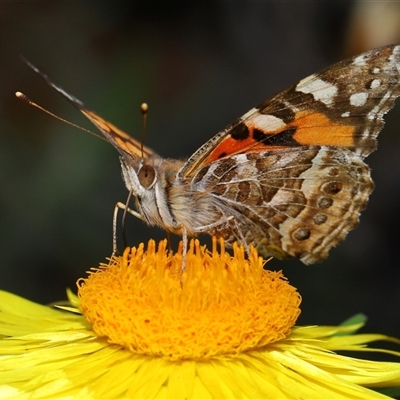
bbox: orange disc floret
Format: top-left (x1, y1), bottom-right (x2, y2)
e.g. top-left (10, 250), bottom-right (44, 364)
top-left (78, 238), bottom-right (301, 360)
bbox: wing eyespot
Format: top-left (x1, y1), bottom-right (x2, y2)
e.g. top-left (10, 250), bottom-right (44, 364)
top-left (317, 197), bottom-right (333, 209)
top-left (293, 228), bottom-right (311, 241)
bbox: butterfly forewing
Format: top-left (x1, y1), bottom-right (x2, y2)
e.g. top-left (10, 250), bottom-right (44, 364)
top-left (80, 109), bottom-right (155, 160)
top-left (182, 45), bottom-right (400, 179)
top-left (22, 58), bottom-right (154, 161)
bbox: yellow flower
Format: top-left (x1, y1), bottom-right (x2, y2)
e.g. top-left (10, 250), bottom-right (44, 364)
top-left (0, 238), bottom-right (399, 399)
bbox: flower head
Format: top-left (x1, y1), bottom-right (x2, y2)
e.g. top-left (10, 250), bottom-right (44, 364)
top-left (78, 239), bottom-right (300, 360)
top-left (0, 238), bottom-right (400, 399)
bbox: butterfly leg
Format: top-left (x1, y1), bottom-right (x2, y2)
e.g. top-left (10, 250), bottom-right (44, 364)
top-left (112, 201), bottom-right (146, 257)
top-left (121, 191), bottom-right (134, 249)
top-left (181, 227), bottom-right (187, 273)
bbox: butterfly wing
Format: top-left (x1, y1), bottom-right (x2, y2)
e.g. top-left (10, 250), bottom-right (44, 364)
top-left (23, 59), bottom-right (155, 160)
top-left (180, 44), bottom-right (400, 179)
top-left (182, 44), bottom-right (400, 263)
top-left (190, 145), bottom-right (373, 264)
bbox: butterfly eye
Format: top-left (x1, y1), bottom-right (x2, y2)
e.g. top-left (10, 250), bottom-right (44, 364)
top-left (138, 164), bottom-right (156, 189)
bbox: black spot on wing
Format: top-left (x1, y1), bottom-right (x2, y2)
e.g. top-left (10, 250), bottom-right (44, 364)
top-left (253, 127), bottom-right (299, 146)
top-left (230, 122), bottom-right (250, 140)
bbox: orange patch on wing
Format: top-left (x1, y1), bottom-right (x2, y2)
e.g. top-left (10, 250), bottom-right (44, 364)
top-left (291, 111), bottom-right (355, 147)
top-left (207, 133), bottom-right (286, 163)
top-left (206, 110), bottom-right (356, 163)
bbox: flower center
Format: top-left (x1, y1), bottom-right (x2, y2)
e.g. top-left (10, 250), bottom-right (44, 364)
top-left (78, 239), bottom-right (301, 360)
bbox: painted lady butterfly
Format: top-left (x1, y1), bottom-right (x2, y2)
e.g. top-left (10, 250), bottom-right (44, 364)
top-left (20, 44), bottom-right (400, 264)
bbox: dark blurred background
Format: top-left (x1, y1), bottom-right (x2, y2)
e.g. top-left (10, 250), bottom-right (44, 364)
top-left (1, 1), bottom-right (400, 338)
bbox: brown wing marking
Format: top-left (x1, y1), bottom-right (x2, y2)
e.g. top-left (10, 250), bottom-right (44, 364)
top-left (81, 109), bottom-right (154, 159)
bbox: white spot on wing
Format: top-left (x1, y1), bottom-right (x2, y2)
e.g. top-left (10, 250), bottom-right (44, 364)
top-left (341, 111), bottom-right (350, 117)
top-left (251, 114), bottom-right (286, 131)
top-left (390, 46), bottom-right (400, 75)
top-left (369, 79), bottom-right (381, 89)
top-left (349, 92), bottom-right (369, 107)
top-left (296, 76), bottom-right (338, 106)
top-left (389, 45), bottom-right (400, 68)
top-left (353, 54), bottom-right (367, 66)
top-left (234, 153), bottom-right (249, 163)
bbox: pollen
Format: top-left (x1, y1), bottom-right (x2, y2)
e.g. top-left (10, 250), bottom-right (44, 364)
top-left (78, 238), bottom-right (301, 360)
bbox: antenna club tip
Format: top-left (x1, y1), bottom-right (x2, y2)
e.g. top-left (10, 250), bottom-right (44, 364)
top-left (140, 103), bottom-right (148, 113)
top-left (15, 91), bottom-right (30, 103)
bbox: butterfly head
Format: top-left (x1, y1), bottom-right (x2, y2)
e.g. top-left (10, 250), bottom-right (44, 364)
top-left (119, 154), bottom-right (158, 198)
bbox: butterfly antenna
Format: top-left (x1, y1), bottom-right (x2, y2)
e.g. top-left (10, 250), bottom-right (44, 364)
top-left (15, 91), bottom-right (106, 142)
top-left (140, 103), bottom-right (148, 159)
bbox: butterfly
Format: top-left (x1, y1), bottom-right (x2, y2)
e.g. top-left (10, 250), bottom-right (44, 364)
top-left (20, 44), bottom-right (400, 264)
